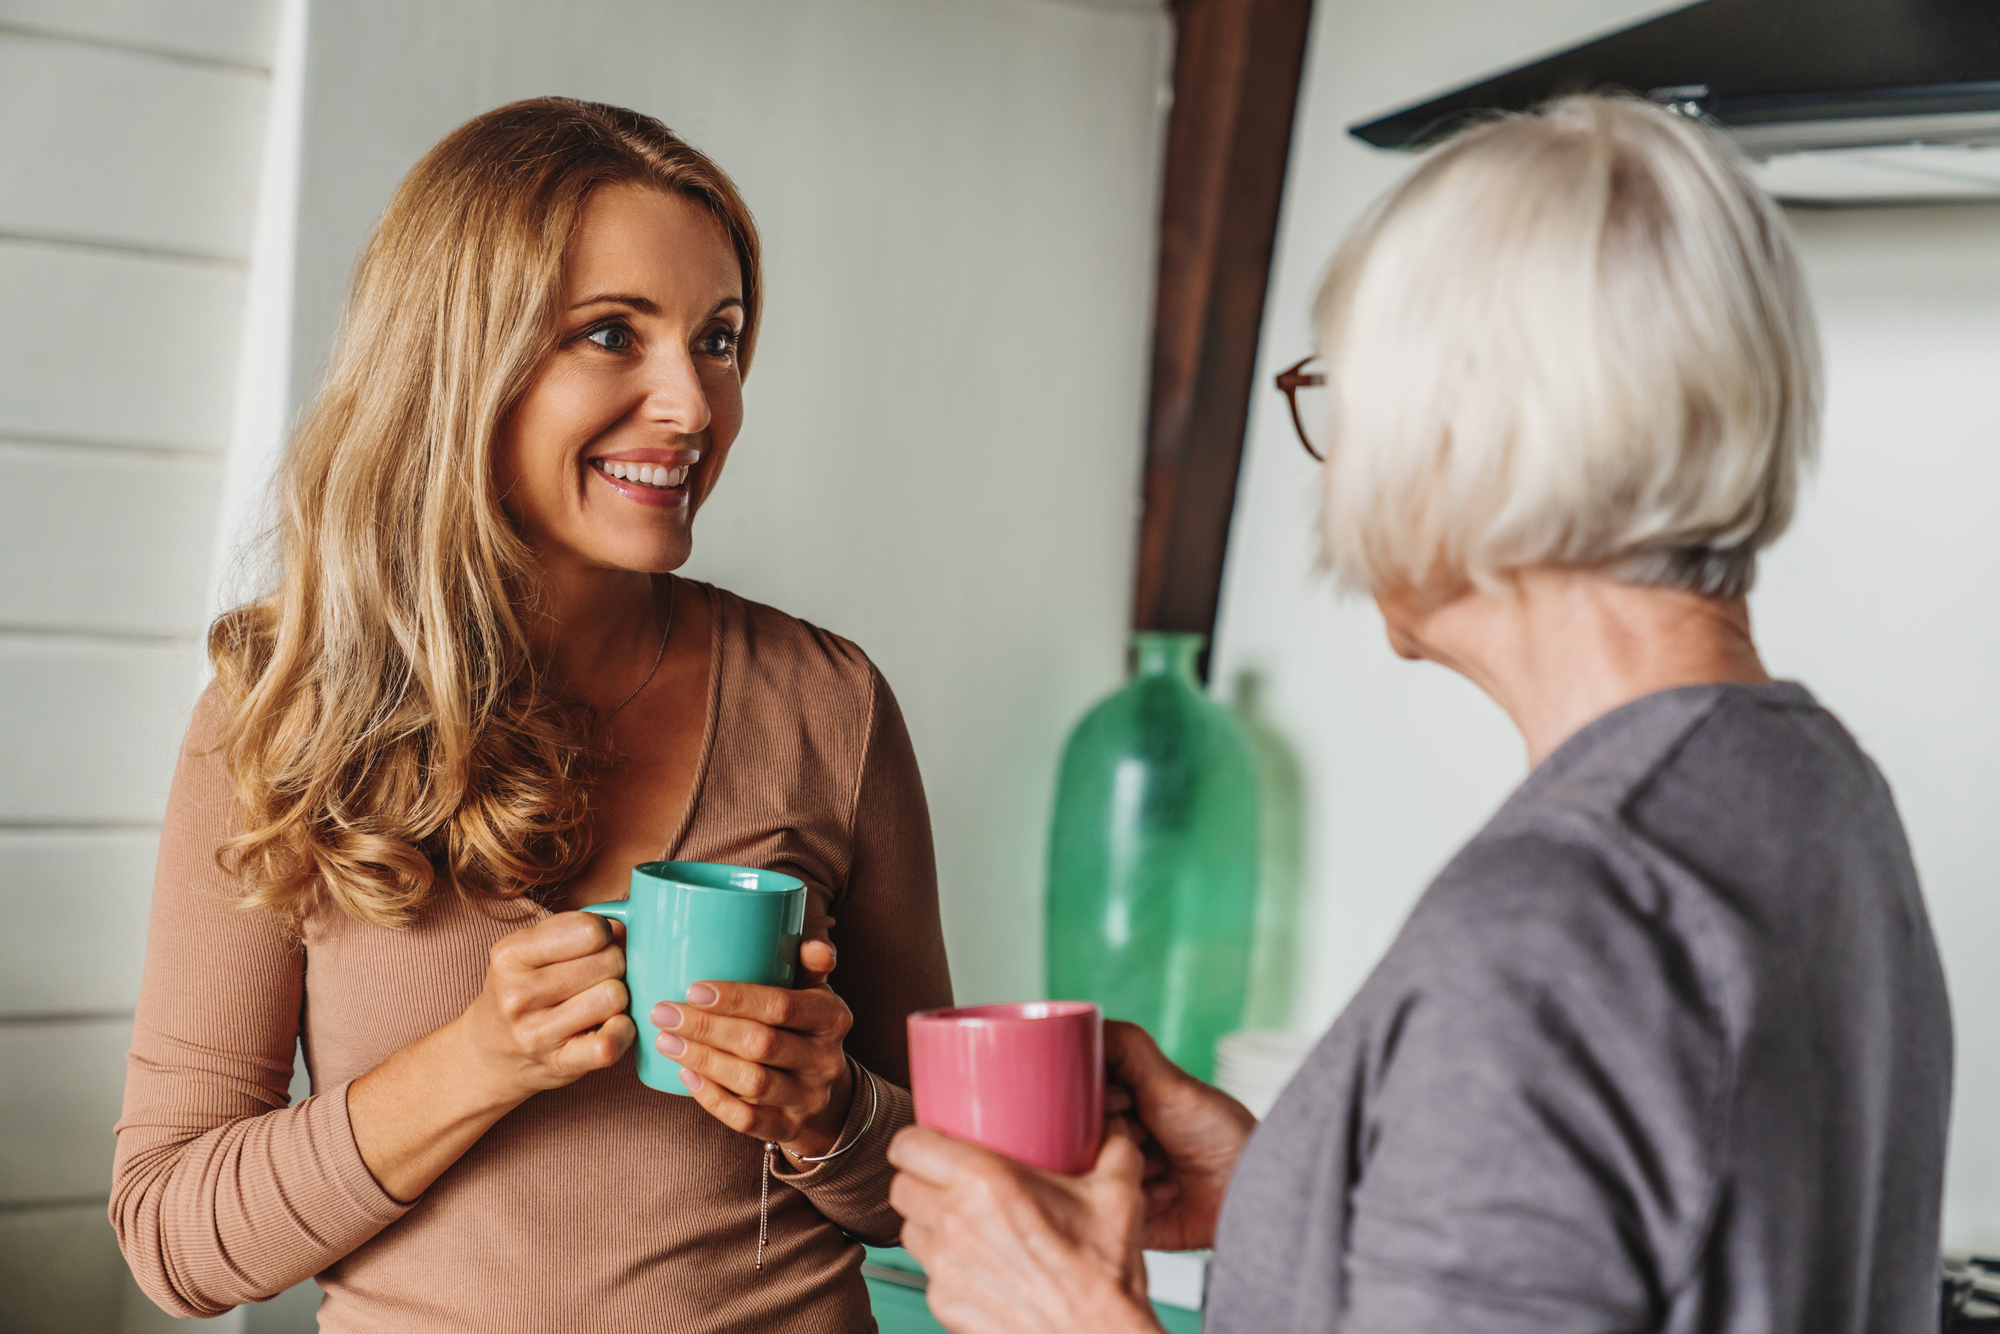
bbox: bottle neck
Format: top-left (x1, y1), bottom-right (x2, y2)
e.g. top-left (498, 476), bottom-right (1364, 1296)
top-left (1132, 633), bottom-right (1204, 685)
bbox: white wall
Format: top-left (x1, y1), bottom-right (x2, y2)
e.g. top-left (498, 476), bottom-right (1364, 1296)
top-left (0, 2), bottom-right (266, 1329)
top-left (282, 0), bottom-right (1172, 1009)
top-left (0, 0), bottom-right (292, 1328)
top-left (1212, 0), bottom-right (2000, 1254)
top-left (1758, 204), bottom-right (2000, 1250)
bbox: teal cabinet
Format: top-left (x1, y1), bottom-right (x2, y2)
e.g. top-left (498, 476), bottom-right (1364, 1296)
top-left (864, 1247), bottom-right (1202, 1333)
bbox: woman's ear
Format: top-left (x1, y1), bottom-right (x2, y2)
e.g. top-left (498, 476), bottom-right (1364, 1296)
top-left (1374, 586), bottom-right (1432, 662)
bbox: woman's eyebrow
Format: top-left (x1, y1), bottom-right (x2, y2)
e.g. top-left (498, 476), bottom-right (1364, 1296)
top-left (570, 293), bottom-right (658, 313)
top-left (566, 295), bottom-right (745, 316)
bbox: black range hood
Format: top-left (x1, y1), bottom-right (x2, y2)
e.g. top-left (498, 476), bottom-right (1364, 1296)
top-left (1349, 0), bottom-right (2000, 203)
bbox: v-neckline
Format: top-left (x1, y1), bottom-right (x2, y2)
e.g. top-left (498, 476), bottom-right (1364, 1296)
top-left (652, 579), bottom-right (724, 868)
top-left (520, 580), bottom-right (725, 920)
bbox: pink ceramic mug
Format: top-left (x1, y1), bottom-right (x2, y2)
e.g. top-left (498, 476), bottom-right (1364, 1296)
top-left (906, 1001), bottom-right (1104, 1175)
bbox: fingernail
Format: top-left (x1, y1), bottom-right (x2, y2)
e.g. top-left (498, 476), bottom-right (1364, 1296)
top-left (686, 984), bottom-right (718, 1006)
top-left (680, 1067), bottom-right (704, 1091)
top-left (657, 1033), bottom-right (686, 1058)
top-left (654, 1003), bottom-right (683, 1030)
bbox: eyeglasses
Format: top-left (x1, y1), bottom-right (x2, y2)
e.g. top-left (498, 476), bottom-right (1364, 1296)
top-left (1273, 356), bottom-right (1327, 462)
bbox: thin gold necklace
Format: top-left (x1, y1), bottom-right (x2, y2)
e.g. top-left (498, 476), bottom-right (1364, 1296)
top-left (598, 576), bottom-right (675, 727)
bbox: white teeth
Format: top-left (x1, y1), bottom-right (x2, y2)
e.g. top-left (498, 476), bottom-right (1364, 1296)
top-left (597, 460), bottom-right (689, 490)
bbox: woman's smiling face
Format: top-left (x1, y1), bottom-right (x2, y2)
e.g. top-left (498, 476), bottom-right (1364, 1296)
top-left (498, 182), bottom-right (746, 576)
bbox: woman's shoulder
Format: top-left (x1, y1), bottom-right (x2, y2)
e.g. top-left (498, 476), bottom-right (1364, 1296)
top-left (704, 582), bottom-right (880, 694)
top-left (700, 583), bottom-right (888, 762)
top-left (1397, 829), bottom-right (1673, 988)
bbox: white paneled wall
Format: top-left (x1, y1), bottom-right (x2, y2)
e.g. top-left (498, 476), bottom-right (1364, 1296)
top-left (0, 1), bottom-right (292, 1329)
top-left (0, 444), bottom-right (222, 635)
top-left (0, 245), bottom-right (247, 448)
top-left (0, 33), bottom-right (265, 255)
top-left (0, 0), bottom-right (278, 67)
top-left (0, 833), bottom-right (157, 1014)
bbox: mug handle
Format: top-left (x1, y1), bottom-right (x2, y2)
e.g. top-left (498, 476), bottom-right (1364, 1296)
top-left (577, 901), bottom-right (628, 943)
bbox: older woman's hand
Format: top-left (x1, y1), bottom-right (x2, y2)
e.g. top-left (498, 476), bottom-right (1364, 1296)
top-left (1103, 1020), bottom-right (1258, 1252)
top-left (888, 1124), bottom-right (1160, 1334)
top-left (652, 938), bottom-right (857, 1155)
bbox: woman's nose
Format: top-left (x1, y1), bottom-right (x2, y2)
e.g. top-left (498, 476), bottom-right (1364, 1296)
top-left (639, 348), bottom-right (711, 437)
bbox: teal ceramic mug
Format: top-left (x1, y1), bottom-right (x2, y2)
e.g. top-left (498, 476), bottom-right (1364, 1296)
top-left (580, 861), bottom-right (807, 1095)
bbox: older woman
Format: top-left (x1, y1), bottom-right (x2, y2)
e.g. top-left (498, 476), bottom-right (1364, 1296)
top-left (888, 96), bottom-right (1952, 1333)
top-left (112, 99), bottom-right (951, 1330)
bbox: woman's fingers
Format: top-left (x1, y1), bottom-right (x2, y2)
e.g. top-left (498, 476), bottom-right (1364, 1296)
top-left (658, 1005), bottom-right (836, 1076)
top-left (640, 974), bottom-right (854, 1149)
top-left (887, 1123), bottom-right (1001, 1188)
top-left (668, 1032), bottom-right (793, 1104)
top-left (798, 937), bottom-right (837, 985)
top-left (1103, 1021), bottom-right (1182, 1095)
top-left (499, 946), bottom-right (625, 1018)
top-left (491, 911), bottom-right (622, 972)
top-left (661, 978), bottom-right (851, 1040)
top-left (665, 1031), bottom-right (827, 1109)
top-left (675, 1055), bottom-right (803, 1138)
top-left (555, 1013), bottom-right (637, 1076)
top-left (530, 975), bottom-right (630, 1049)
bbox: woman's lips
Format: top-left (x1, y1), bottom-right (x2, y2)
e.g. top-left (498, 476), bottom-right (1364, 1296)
top-left (589, 458), bottom-right (690, 508)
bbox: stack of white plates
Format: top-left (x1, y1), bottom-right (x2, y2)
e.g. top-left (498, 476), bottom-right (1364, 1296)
top-left (1214, 1029), bottom-right (1321, 1119)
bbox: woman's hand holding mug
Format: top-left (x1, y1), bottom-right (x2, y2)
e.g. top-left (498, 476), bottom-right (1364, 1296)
top-left (1102, 1019), bottom-right (1257, 1252)
top-left (349, 910), bottom-right (636, 1203)
top-left (459, 910), bottom-right (638, 1096)
top-left (654, 937), bottom-right (858, 1157)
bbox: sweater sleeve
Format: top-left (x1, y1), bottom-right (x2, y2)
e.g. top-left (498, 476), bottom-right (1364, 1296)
top-left (111, 688), bottom-right (408, 1317)
top-left (771, 665), bottom-right (953, 1243)
top-left (1332, 837), bottom-right (1726, 1333)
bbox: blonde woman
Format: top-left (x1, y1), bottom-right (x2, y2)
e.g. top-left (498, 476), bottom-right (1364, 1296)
top-left (111, 98), bottom-right (951, 1331)
top-left (888, 97), bottom-right (1953, 1333)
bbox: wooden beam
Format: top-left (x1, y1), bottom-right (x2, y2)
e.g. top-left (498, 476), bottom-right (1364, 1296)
top-left (1134, 0), bottom-right (1315, 666)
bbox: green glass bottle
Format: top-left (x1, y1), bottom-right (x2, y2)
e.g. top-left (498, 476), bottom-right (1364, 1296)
top-left (1045, 632), bottom-right (1259, 1081)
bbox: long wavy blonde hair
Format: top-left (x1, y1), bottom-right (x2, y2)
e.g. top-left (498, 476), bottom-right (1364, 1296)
top-left (209, 98), bottom-right (762, 929)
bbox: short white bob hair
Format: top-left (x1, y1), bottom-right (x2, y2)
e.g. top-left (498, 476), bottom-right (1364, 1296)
top-left (1315, 94), bottom-right (1821, 599)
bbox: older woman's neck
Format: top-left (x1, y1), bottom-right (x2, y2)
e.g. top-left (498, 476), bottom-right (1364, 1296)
top-left (1385, 568), bottom-right (1771, 769)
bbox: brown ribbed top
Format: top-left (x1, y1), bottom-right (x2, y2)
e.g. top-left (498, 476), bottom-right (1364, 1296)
top-left (112, 586), bottom-right (953, 1331)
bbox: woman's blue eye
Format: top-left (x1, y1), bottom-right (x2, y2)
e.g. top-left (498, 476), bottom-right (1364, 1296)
top-left (699, 329), bottom-right (739, 358)
top-left (585, 324), bottom-right (633, 352)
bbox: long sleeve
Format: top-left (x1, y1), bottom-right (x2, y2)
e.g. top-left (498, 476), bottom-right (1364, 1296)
top-left (110, 688), bottom-right (408, 1318)
top-left (772, 665), bottom-right (953, 1244)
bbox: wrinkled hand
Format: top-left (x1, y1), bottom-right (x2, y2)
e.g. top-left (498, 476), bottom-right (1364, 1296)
top-left (652, 938), bottom-right (856, 1155)
top-left (1103, 1021), bottom-right (1257, 1252)
top-left (889, 1124), bottom-right (1161, 1334)
top-left (459, 911), bottom-right (636, 1100)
